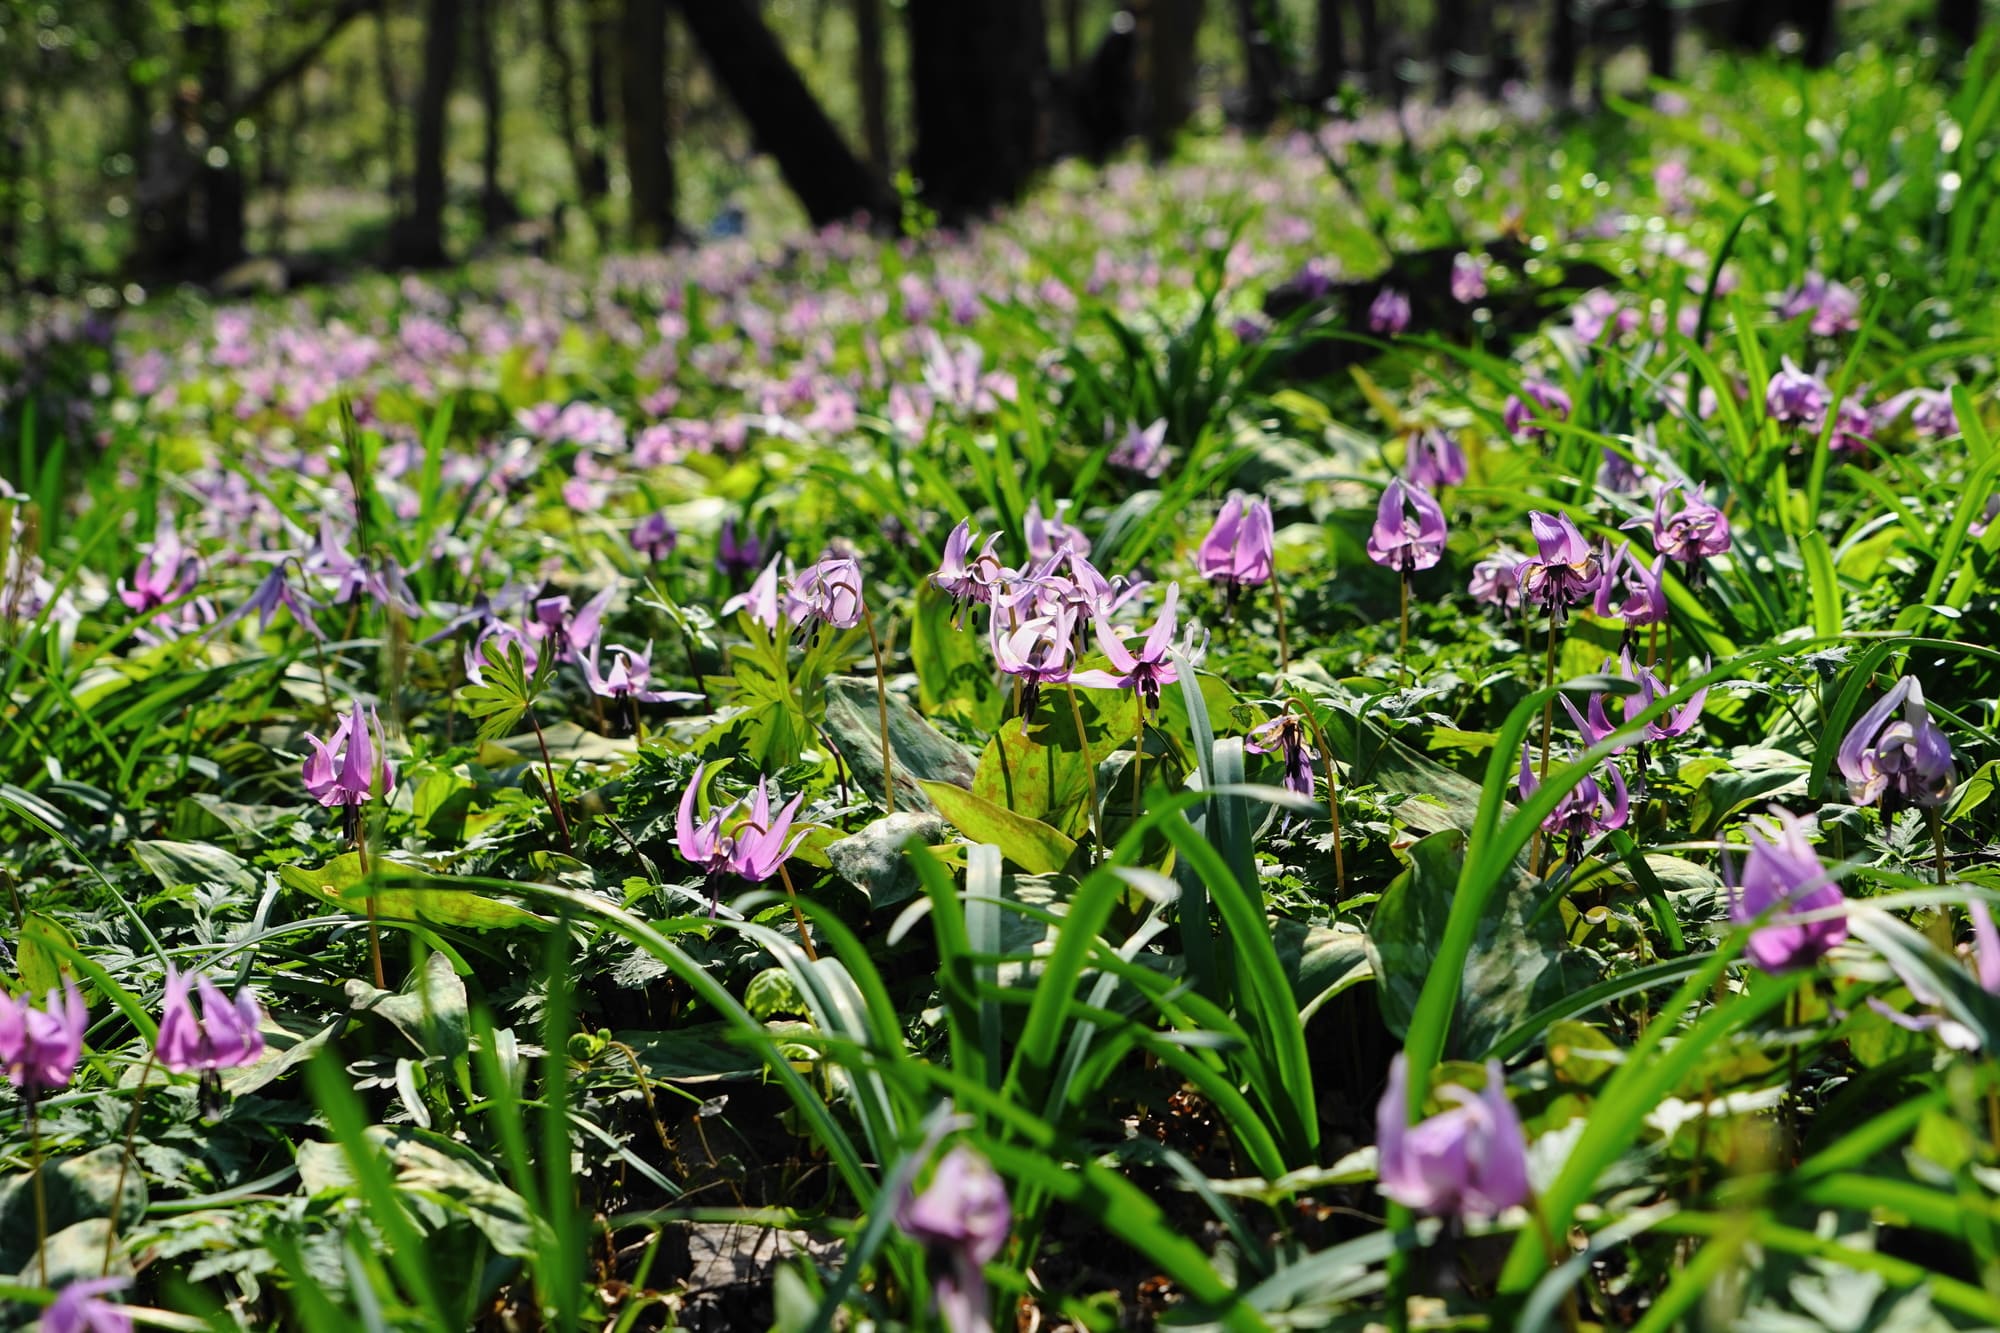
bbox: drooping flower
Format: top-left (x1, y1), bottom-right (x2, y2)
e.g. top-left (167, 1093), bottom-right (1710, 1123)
top-left (716, 517), bottom-right (766, 581)
top-left (1503, 378), bottom-right (1572, 444)
top-left (1109, 419), bottom-right (1170, 479)
top-left (581, 641), bottom-right (702, 706)
top-left (302, 704), bottom-right (396, 811)
top-left (1404, 426), bottom-right (1467, 491)
top-left (1877, 387), bottom-right (1958, 441)
top-left (932, 520), bottom-right (1007, 614)
top-left (1592, 543), bottom-right (1668, 628)
top-left (896, 1145), bottom-right (1012, 1333)
top-left (1516, 512), bottom-right (1602, 623)
top-left (1726, 808), bottom-right (1847, 973)
top-left (728, 778), bottom-right (810, 882)
top-left (675, 763), bottom-right (739, 879)
top-left (1562, 650), bottom-right (1707, 752)
top-left (1635, 482), bottom-right (1731, 590)
top-left (1765, 357), bottom-right (1832, 431)
top-left (989, 605), bottom-right (1077, 722)
top-left (1871, 899), bottom-right (2000, 1051)
top-left (630, 511), bottom-right (678, 562)
top-left (722, 553), bottom-right (790, 632)
top-left (1024, 498), bottom-right (1090, 562)
top-left (1518, 744), bottom-right (1629, 864)
top-left (1830, 394), bottom-right (1875, 454)
top-left (1072, 582), bottom-right (1187, 713)
top-left (527, 585), bottom-right (615, 664)
top-left (785, 556), bottom-right (865, 631)
top-left (1375, 1053), bottom-right (1529, 1220)
top-left (1778, 271), bottom-right (1861, 337)
top-left (118, 521), bottom-right (202, 614)
top-left (1367, 478), bottom-right (1449, 574)
top-left (156, 966), bottom-right (265, 1074)
top-left (1837, 675), bottom-right (1955, 810)
top-left (1450, 252), bottom-right (1487, 303)
top-left (1368, 287), bottom-right (1412, 336)
top-left (1468, 545), bottom-right (1525, 617)
top-left (0, 979), bottom-right (87, 1091)
top-left (226, 565), bottom-right (324, 639)
top-left (1246, 712), bottom-right (1315, 800)
top-left (1196, 493), bottom-right (1275, 597)
top-left (40, 1276), bottom-right (134, 1333)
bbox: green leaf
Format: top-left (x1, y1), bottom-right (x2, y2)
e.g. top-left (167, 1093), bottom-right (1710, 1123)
top-left (919, 781), bottom-right (1077, 874)
top-left (131, 839), bottom-right (259, 896)
top-left (279, 854), bottom-right (548, 930)
top-left (16, 912), bottom-right (75, 994)
top-left (823, 675), bottom-right (979, 812)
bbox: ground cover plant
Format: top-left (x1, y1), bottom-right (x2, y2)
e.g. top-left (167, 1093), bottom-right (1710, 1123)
top-left (12, 32), bottom-right (2000, 1333)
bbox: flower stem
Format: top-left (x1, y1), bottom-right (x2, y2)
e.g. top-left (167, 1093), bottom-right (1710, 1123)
top-left (29, 1089), bottom-right (47, 1287)
top-left (1531, 612), bottom-right (1561, 876)
top-left (1065, 684), bottom-right (1103, 863)
top-left (1272, 570), bottom-right (1291, 675)
top-left (1929, 806), bottom-right (1950, 886)
top-left (1526, 1189), bottom-right (1584, 1333)
top-left (862, 603), bottom-right (896, 814)
top-left (1131, 705), bottom-right (1146, 826)
top-left (1303, 711), bottom-right (1348, 901)
top-left (776, 860), bottom-right (819, 962)
top-left (102, 1052), bottom-right (156, 1275)
top-left (355, 817), bottom-right (385, 990)
top-left (528, 709), bottom-right (574, 853)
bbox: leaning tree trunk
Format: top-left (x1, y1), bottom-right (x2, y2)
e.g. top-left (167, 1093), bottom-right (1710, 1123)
top-left (673, 0), bottom-right (897, 227)
top-left (1234, 0), bottom-right (1284, 128)
top-left (1143, 0), bottom-right (1204, 159)
top-left (1547, 0), bottom-right (1578, 111)
top-left (855, 0), bottom-right (890, 172)
top-left (618, 0), bottom-right (675, 244)
top-left (397, 0), bottom-right (462, 266)
top-left (908, 0), bottom-right (1050, 221)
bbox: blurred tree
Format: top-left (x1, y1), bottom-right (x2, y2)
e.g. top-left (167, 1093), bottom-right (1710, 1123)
top-left (1233, 0), bottom-right (1284, 127)
top-left (1940, 0), bottom-right (1980, 48)
top-left (396, 0), bottom-right (462, 265)
top-left (538, 0), bottom-right (605, 224)
top-left (1547, 0), bottom-right (1578, 111)
top-left (618, 0), bottom-right (675, 244)
top-left (377, 0), bottom-right (407, 229)
top-left (584, 0), bottom-right (614, 215)
top-left (1142, 0), bottom-right (1204, 158)
top-left (1314, 0), bottom-right (1343, 101)
top-left (909, 0), bottom-right (1051, 219)
top-left (471, 0), bottom-right (518, 235)
top-left (1645, 0), bottom-right (1675, 78)
top-left (855, 0), bottom-right (890, 172)
top-left (674, 0), bottom-right (896, 226)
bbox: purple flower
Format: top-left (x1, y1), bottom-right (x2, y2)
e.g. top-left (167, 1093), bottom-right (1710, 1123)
top-left (675, 763), bottom-right (739, 879)
top-left (1726, 808), bottom-right (1847, 973)
top-left (1024, 498), bottom-right (1090, 562)
top-left (1837, 675), bottom-right (1955, 810)
top-left (1779, 271), bottom-right (1860, 336)
top-left (1597, 447), bottom-right (1644, 494)
top-left (1518, 744), bottom-right (1629, 864)
top-left (896, 1145), bottom-right (1011, 1333)
top-left (1592, 543), bottom-right (1668, 627)
top-left (41, 1277), bottom-right (133, 1333)
top-left (1871, 899), bottom-right (2000, 1050)
top-left (1450, 252), bottom-right (1487, 303)
top-left (785, 556), bottom-right (865, 630)
top-left (527, 585), bottom-right (615, 664)
top-left (990, 605), bottom-right (1076, 721)
top-left (581, 640), bottom-right (702, 706)
top-left (1563, 650), bottom-right (1707, 751)
top-left (1830, 395), bottom-right (1875, 454)
top-left (1766, 356), bottom-right (1832, 431)
top-left (302, 704), bottom-right (396, 810)
top-left (228, 565), bottom-right (324, 639)
top-left (1516, 512), bottom-right (1603, 624)
top-left (1367, 478), bottom-right (1449, 574)
top-left (1072, 582), bottom-right (1186, 713)
top-left (1196, 493), bottom-right (1275, 596)
top-left (933, 520), bottom-right (1006, 612)
top-left (630, 511), bottom-right (678, 562)
top-left (464, 620), bottom-right (539, 686)
top-left (1637, 482), bottom-right (1730, 589)
top-left (1503, 378), bottom-right (1572, 444)
top-left (717, 517), bottom-right (766, 580)
top-left (156, 966), bottom-right (265, 1074)
top-left (1469, 545), bottom-right (1525, 616)
top-left (1369, 287), bottom-right (1412, 336)
top-left (118, 522), bottom-right (202, 614)
top-left (0, 979), bottom-right (87, 1091)
top-left (1109, 419), bottom-right (1170, 479)
top-left (1404, 427), bottom-right (1466, 491)
top-left (1375, 1053), bottom-right (1529, 1220)
top-left (727, 777), bottom-right (810, 882)
top-left (1246, 712), bottom-right (1315, 800)
top-left (722, 554), bottom-right (790, 632)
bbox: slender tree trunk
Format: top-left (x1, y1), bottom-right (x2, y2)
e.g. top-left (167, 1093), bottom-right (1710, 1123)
top-left (377, 2), bottom-right (407, 224)
top-left (618, 0), bottom-right (675, 244)
top-left (1143, 0), bottom-right (1204, 159)
top-left (1431, 0), bottom-right (1466, 100)
top-left (398, 0), bottom-right (462, 266)
top-left (187, 18), bottom-right (247, 272)
top-left (471, 0), bottom-right (516, 233)
top-left (0, 83), bottom-right (21, 288)
top-left (1234, 0), bottom-right (1283, 128)
top-left (537, 0), bottom-right (601, 219)
top-left (1314, 0), bottom-right (1344, 100)
top-left (673, 0), bottom-right (898, 226)
top-left (855, 0), bottom-right (890, 172)
top-left (1941, 0), bottom-right (1980, 48)
top-left (582, 0), bottom-right (613, 206)
top-left (1644, 0), bottom-right (1674, 79)
top-left (1547, 0), bottom-right (1577, 111)
top-left (909, 0), bottom-right (1050, 221)
top-left (1353, 0), bottom-right (1380, 96)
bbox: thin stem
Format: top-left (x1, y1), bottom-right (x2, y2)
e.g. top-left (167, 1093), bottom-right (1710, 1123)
top-left (1397, 570), bottom-right (1410, 682)
top-left (1645, 619), bottom-right (1660, 674)
top-left (102, 1052), bottom-right (157, 1275)
top-left (628, 693), bottom-right (644, 746)
top-left (1525, 1189), bottom-right (1584, 1333)
top-left (819, 722), bottom-right (853, 806)
top-left (1131, 704), bottom-right (1146, 826)
top-left (1531, 612), bottom-right (1561, 876)
top-left (355, 816), bottom-right (384, 990)
top-left (1987, 1080), bottom-right (1999, 1163)
top-left (1302, 712), bottom-right (1347, 900)
top-left (776, 860), bottom-right (819, 962)
top-left (862, 604), bottom-right (896, 814)
top-left (29, 1090), bottom-right (47, 1287)
top-left (1271, 571), bottom-right (1291, 675)
top-left (1064, 684), bottom-right (1103, 863)
top-left (527, 709), bottom-right (574, 853)
top-left (1929, 806), bottom-right (1950, 886)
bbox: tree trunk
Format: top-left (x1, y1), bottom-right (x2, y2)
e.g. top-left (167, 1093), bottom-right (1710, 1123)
top-left (187, 17), bottom-right (247, 273)
top-left (1314, 0), bottom-right (1344, 100)
top-left (471, 0), bottom-right (516, 233)
top-left (855, 0), bottom-right (891, 172)
top-left (673, 0), bottom-right (898, 226)
top-left (618, 0), bottom-right (675, 244)
top-left (397, 0), bottom-right (462, 266)
top-left (537, 0), bottom-right (602, 218)
top-left (1143, 0), bottom-right (1204, 159)
top-left (1644, 0), bottom-right (1674, 79)
top-left (1941, 0), bottom-right (1980, 48)
top-left (1547, 0), bottom-right (1577, 111)
top-left (1431, 0), bottom-right (1466, 100)
top-left (0, 83), bottom-right (20, 288)
top-left (909, 0), bottom-right (1050, 220)
top-left (378, 3), bottom-right (407, 224)
top-left (1353, 0), bottom-right (1380, 96)
top-left (1233, 0), bottom-right (1283, 128)
top-left (582, 0), bottom-right (614, 205)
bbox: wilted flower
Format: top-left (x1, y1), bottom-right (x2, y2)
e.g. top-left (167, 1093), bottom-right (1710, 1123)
top-left (630, 511), bottom-right (678, 562)
top-left (1072, 582), bottom-right (1187, 713)
top-left (1367, 479), bottom-right (1449, 574)
top-left (786, 556), bottom-right (865, 631)
top-left (1404, 427), bottom-right (1466, 491)
top-left (1109, 419), bottom-right (1170, 479)
top-left (156, 966), bottom-right (265, 1074)
top-left (1518, 744), bottom-right (1629, 864)
top-left (0, 980), bottom-right (87, 1092)
top-left (1766, 356), bottom-right (1832, 431)
top-left (1246, 712), bottom-right (1315, 800)
top-left (1503, 378), bottom-right (1572, 444)
top-left (41, 1277), bottom-right (133, 1333)
top-left (1368, 287), bottom-right (1411, 336)
top-left (1837, 675), bottom-right (1955, 810)
top-left (1726, 808), bottom-right (1846, 972)
top-left (1375, 1053), bottom-right (1529, 1220)
top-left (897, 1145), bottom-right (1011, 1333)
top-left (728, 778), bottom-right (810, 882)
top-left (1196, 493), bottom-right (1275, 597)
top-left (1450, 252), bottom-right (1487, 303)
top-left (1516, 512), bottom-right (1602, 623)
top-left (302, 704), bottom-right (396, 815)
